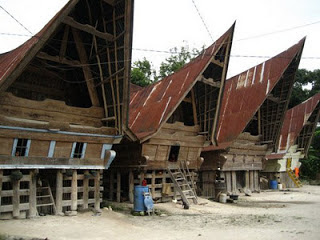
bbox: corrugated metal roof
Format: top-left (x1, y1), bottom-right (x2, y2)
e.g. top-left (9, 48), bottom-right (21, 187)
top-left (278, 92), bottom-right (320, 152)
top-left (128, 24), bottom-right (235, 142)
top-left (0, 0), bottom-right (78, 89)
top-left (207, 38), bottom-right (305, 151)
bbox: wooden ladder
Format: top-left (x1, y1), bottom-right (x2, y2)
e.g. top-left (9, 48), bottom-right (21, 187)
top-left (168, 166), bottom-right (198, 209)
top-left (287, 169), bottom-right (303, 188)
top-left (286, 158), bottom-right (302, 188)
top-left (36, 179), bottom-right (56, 215)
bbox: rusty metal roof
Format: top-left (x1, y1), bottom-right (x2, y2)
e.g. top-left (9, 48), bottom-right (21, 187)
top-left (128, 24), bottom-right (235, 142)
top-left (205, 38), bottom-right (305, 151)
top-left (278, 92), bottom-right (320, 153)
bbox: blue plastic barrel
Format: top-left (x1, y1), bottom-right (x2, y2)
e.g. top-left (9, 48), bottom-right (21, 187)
top-left (134, 185), bottom-right (149, 211)
top-left (269, 180), bottom-right (278, 189)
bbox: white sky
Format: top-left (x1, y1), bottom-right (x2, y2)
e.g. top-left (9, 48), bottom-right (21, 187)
top-left (0, 0), bottom-right (319, 78)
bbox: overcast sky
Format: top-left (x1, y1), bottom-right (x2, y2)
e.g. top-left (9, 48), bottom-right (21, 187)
top-left (0, 0), bottom-right (319, 78)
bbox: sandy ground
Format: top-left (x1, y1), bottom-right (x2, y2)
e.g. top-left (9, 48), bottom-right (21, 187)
top-left (1, 185), bottom-right (320, 240)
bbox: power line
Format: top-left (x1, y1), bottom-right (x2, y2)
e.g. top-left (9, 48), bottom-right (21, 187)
top-left (0, 5), bottom-right (33, 35)
top-left (191, 0), bottom-right (213, 41)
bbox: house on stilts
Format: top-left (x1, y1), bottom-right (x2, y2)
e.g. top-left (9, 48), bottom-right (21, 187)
top-left (199, 38), bottom-right (305, 198)
top-left (105, 24), bottom-right (235, 205)
top-left (262, 93), bottom-right (320, 188)
top-left (0, 0), bottom-right (134, 219)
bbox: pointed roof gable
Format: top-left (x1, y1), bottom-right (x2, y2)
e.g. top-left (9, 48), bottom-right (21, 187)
top-left (0, 0), bottom-right (79, 91)
top-left (278, 93), bottom-right (320, 154)
top-left (0, 0), bottom-right (134, 134)
top-left (211, 38), bottom-right (305, 150)
top-left (129, 24), bottom-right (235, 142)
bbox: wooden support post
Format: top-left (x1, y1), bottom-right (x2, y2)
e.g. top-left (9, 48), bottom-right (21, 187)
top-left (254, 171), bottom-right (260, 192)
top-left (0, 170), bottom-right (3, 212)
top-left (28, 170), bottom-right (37, 218)
top-left (129, 170), bottom-right (134, 203)
top-left (94, 170), bottom-right (101, 212)
top-left (71, 170), bottom-right (78, 213)
top-left (12, 178), bottom-right (20, 218)
top-left (72, 28), bottom-right (100, 107)
top-left (116, 171), bottom-right (121, 203)
top-left (231, 171), bottom-right (237, 194)
top-left (56, 170), bottom-right (63, 215)
top-left (191, 89), bottom-right (198, 125)
top-left (139, 171), bottom-right (145, 185)
top-left (245, 170), bottom-right (250, 189)
top-left (83, 170), bottom-right (89, 209)
top-left (225, 171), bottom-right (232, 193)
top-left (151, 170), bottom-right (155, 197)
top-left (109, 171), bottom-right (114, 200)
top-left (249, 171), bottom-right (254, 191)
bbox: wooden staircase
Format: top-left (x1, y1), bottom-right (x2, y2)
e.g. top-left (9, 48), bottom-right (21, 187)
top-left (286, 158), bottom-right (302, 188)
top-left (36, 179), bottom-right (56, 215)
top-left (168, 161), bottom-right (198, 209)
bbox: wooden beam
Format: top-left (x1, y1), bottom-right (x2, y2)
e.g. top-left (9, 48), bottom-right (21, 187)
top-left (63, 16), bottom-right (113, 41)
top-left (116, 171), bottom-right (121, 203)
top-left (83, 170), bottom-right (89, 209)
top-left (129, 170), bottom-right (134, 203)
top-left (267, 94), bottom-right (280, 103)
top-left (103, 0), bottom-right (115, 6)
top-left (55, 170), bottom-right (63, 215)
top-left (212, 58), bottom-right (224, 68)
top-left (71, 170), bottom-right (77, 212)
top-left (94, 170), bottom-right (101, 212)
top-left (72, 28), bottom-right (100, 107)
top-left (59, 25), bottom-right (70, 60)
top-left (109, 171), bottom-right (114, 200)
top-left (12, 178), bottom-right (20, 218)
top-left (183, 97), bottom-right (192, 103)
top-left (200, 77), bottom-right (221, 88)
top-left (29, 170), bottom-right (37, 218)
top-left (37, 52), bottom-right (81, 66)
top-left (191, 89), bottom-right (198, 125)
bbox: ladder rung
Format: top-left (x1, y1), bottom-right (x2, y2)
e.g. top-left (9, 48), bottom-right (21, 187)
top-left (37, 203), bottom-right (54, 207)
top-left (176, 178), bottom-right (184, 181)
top-left (187, 196), bottom-right (196, 199)
top-left (37, 195), bottom-right (51, 198)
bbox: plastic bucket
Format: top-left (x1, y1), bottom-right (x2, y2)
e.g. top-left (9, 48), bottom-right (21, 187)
top-left (269, 180), bottom-right (278, 189)
top-left (278, 184), bottom-right (283, 190)
top-left (219, 193), bottom-right (227, 203)
top-left (134, 185), bottom-right (149, 211)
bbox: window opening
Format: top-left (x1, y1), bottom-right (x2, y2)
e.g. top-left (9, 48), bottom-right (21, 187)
top-left (168, 145), bottom-right (180, 162)
top-left (12, 138), bottom-right (30, 157)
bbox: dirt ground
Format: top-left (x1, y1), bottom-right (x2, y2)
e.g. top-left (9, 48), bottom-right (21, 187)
top-left (1, 185), bottom-right (320, 240)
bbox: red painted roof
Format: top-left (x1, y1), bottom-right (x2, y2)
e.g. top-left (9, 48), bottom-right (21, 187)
top-left (0, 0), bottom-right (76, 87)
top-left (129, 24), bottom-right (235, 141)
top-left (278, 93), bottom-right (320, 152)
top-left (207, 38), bottom-right (305, 151)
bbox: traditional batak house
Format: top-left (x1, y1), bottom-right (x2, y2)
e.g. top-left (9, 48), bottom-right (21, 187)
top-left (106, 24), bottom-right (235, 205)
top-left (263, 93), bottom-right (320, 188)
top-left (0, 0), bottom-right (134, 219)
top-left (199, 38), bottom-right (305, 198)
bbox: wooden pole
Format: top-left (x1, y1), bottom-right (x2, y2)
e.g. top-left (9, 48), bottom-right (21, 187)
top-left (109, 171), bottom-right (114, 200)
top-left (225, 171), bottom-right (232, 193)
top-left (56, 170), bottom-right (63, 215)
top-left (0, 170), bottom-right (3, 213)
top-left (129, 170), bottom-right (134, 203)
top-left (231, 171), bottom-right (237, 194)
top-left (249, 170), bottom-right (254, 191)
top-left (12, 178), bottom-right (20, 218)
top-left (94, 170), bottom-right (101, 212)
top-left (151, 170), bottom-right (155, 197)
top-left (71, 170), bottom-right (78, 213)
top-left (116, 171), bottom-right (121, 203)
top-left (245, 170), bottom-right (250, 189)
top-left (83, 170), bottom-right (89, 210)
top-left (28, 170), bottom-right (37, 218)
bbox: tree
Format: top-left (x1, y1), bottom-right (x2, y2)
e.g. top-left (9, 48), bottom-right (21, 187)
top-left (130, 58), bottom-right (157, 87)
top-left (289, 69), bottom-right (320, 108)
top-left (158, 46), bottom-right (202, 79)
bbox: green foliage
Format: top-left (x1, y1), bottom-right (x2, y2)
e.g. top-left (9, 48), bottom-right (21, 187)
top-left (159, 46), bottom-right (202, 79)
top-left (131, 45), bottom-right (203, 87)
top-left (289, 69), bottom-right (320, 108)
top-left (131, 58), bottom-right (157, 87)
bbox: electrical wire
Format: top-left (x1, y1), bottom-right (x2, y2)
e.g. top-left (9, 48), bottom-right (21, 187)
top-left (191, 0), bottom-right (213, 41)
top-left (0, 5), bottom-right (33, 35)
